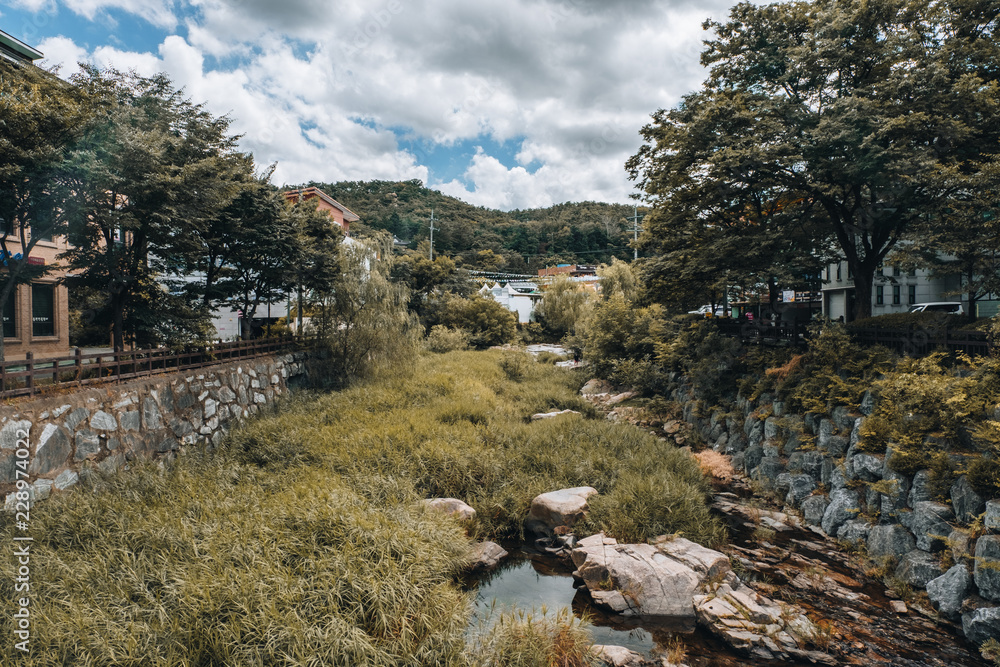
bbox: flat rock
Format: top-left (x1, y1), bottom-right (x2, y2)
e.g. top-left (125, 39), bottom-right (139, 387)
top-left (421, 497), bottom-right (476, 521)
top-left (530, 409), bottom-right (581, 421)
top-left (469, 541), bottom-right (508, 571)
top-left (571, 541), bottom-right (702, 617)
top-left (590, 644), bottom-right (645, 667)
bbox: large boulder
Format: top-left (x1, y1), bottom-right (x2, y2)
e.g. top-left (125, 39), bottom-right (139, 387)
top-left (590, 645), bottom-right (645, 667)
top-left (907, 470), bottom-right (932, 506)
top-left (571, 534), bottom-right (718, 618)
top-left (526, 487), bottom-right (598, 536)
top-left (837, 520), bottom-right (872, 546)
top-left (849, 453), bottom-right (883, 483)
top-left (986, 500), bottom-right (1000, 533)
top-left (581, 379), bottom-right (614, 395)
top-left (801, 495), bottom-right (829, 527)
top-left (893, 550), bottom-right (944, 588)
top-left (651, 536), bottom-right (732, 581)
top-left (951, 476), bottom-right (985, 524)
top-left (903, 502), bottom-right (954, 552)
top-left (867, 524), bottom-right (916, 559)
top-left (963, 606), bottom-right (1000, 646)
top-left (821, 488), bottom-right (861, 536)
top-left (975, 535), bottom-right (1000, 602)
top-left (927, 564), bottom-right (972, 620)
top-left (785, 474), bottom-right (816, 507)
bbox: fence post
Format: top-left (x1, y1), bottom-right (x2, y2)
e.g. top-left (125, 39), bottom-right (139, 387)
top-left (25, 351), bottom-right (34, 396)
top-left (74, 347), bottom-right (82, 384)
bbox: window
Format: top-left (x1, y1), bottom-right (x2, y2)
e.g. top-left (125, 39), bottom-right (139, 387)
top-left (824, 267), bottom-right (830, 281)
top-left (836, 264), bottom-right (842, 281)
top-left (893, 265), bottom-right (901, 277)
top-left (32, 284), bottom-right (54, 337)
top-left (876, 286), bottom-right (884, 305)
top-left (877, 263), bottom-right (884, 276)
top-left (908, 268), bottom-right (917, 278)
top-left (908, 285), bottom-right (916, 305)
top-left (892, 285), bottom-right (901, 305)
top-left (847, 264), bottom-right (853, 280)
top-left (3, 294), bottom-right (15, 338)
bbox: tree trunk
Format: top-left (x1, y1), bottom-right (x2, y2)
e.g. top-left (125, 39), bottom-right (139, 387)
top-left (852, 267), bottom-right (874, 321)
top-left (112, 297), bottom-right (125, 353)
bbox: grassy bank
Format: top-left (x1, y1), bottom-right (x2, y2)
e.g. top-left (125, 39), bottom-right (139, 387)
top-left (0, 350), bottom-right (721, 666)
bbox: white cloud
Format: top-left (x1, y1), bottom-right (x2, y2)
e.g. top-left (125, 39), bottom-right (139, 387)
top-left (28, 0), bottom-right (750, 209)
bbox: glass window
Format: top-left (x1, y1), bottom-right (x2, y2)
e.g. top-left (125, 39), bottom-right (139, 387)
top-left (836, 264), bottom-right (842, 281)
top-left (32, 284), bottom-right (54, 337)
top-left (908, 268), bottom-right (917, 278)
top-left (877, 263), bottom-right (884, 275)
top-left (3, 293), bottom-right (15, 338)
top-left (892, 285), bottom-right (901, 305)
top-left (893, 265), bottom-right (901, 277)
top-left (847, 264), bottom-right (853, 280)
top-left (908, 285), bottom-right (916, 305)
top-left (876, 286), bottom-right (884, 305)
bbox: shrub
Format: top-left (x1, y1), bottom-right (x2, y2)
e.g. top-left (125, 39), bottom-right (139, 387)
top-left (468, 608), bottom-right (594, 667)
top-left (533, 274), bottom-right (593, 338)
top-left (435, 294), bottom-right (518, 348)
top-left (426, 325), bottom-right (470, 353)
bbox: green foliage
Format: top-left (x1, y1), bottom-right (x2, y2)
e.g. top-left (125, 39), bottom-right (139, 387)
top-left (425, 325), bottom-right (471, 353)
top-left (628, 0), bottom-right (1000, 320)
top-left (314, 234), bottom-right (420, 388)
top-left (308, 179), bottom-right (635, 271)
top-left (847, 312), bottom-right (970, 332)
top-left (433, 294), bottom-right (517, 348)
top-left (467, 608), bottom-right (595, 667)
top-left (657, 318), bottom-right (746, 402)
top-left (0, 351), bottom-right (724, 664)
top-left (498, 350), bottom-right (531, 382)
top-left (532, 274), bottom-right (593, 338)
top-left (0, 59), bottom-right (87, 359)
top-left (967, 458), bottom-right (1000, 498)
top-left (767, 325), bottom-right (895, 416)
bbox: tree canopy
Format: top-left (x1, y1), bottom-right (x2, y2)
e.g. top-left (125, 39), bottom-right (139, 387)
top-left (629, 0), bottom-right (1000, 320)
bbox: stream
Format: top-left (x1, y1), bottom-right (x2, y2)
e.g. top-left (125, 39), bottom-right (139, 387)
top-left (464, 489), bottom-right (989, 666)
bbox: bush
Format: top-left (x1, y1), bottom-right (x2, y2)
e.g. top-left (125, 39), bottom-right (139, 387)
top-left (425, 325), bottom-right (470, 353)
top-left (434, 294), bottom-right (518, 348)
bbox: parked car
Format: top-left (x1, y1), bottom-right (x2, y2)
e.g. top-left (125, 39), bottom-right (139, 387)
top-left (907, 302), bottom-right (964, 315)
top-left (688, 305), bottom-right (726, 317)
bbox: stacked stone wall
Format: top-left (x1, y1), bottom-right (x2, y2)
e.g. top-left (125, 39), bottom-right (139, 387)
top-left (0, 352), bottom-right (309, 508)
top-left (675, 382), bottom-right (1000, 642)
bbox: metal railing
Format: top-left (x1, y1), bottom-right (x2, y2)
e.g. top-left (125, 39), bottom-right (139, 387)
top-left (0, 337), bottom-right (310, 399)
top-left (713, 319), bottom-right (992, 356)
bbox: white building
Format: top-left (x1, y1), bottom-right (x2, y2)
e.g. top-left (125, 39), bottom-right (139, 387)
top-left (821, 260), bottom-right (963, 321)
top-left (480, 282), bottom-right (543, 323)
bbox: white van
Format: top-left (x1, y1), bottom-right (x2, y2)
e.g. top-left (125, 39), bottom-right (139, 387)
top-left (908, 302), bottom-right (964, 315)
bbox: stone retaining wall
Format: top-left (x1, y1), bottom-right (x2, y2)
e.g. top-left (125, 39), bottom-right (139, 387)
top-left (0, 352), bottom-right (310, 509)
top-left (675, 382), bottom-right (1000, 644)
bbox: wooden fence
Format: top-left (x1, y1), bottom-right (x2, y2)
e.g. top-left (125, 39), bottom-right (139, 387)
top-left (0, 337), bottom-right (310, 399)
top-left (714, 319), bottom-right (992, 356)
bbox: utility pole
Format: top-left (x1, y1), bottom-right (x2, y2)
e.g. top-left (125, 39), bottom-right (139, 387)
top-left (428, 208), bottom-right (438, 261)
top-left (627, 206), bottom-right (643, 261)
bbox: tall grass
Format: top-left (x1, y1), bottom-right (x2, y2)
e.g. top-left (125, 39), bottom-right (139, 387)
top-left (0, 349), bottom-right (722, 665)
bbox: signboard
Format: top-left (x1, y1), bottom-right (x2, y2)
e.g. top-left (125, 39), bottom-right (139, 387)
top-left (782, 290), bottom-right (796, 303)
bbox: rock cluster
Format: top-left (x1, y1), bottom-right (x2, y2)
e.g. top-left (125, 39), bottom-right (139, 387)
top-left (657, 379), bottom-right (1000, 650)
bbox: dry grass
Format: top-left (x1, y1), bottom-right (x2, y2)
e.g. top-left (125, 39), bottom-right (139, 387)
top-left (0, 350), bottom-right (723, 665)
top-left (693, 450), bottom-right (736, 483)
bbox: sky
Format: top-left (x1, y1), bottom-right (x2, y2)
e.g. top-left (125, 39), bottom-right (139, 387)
top-left (1, 0), bottom-right (744, 211)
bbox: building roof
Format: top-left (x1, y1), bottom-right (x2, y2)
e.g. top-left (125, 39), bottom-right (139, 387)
top-left (0, 30), bottom-right (43, 64)
top-left (284, 187), bottom-right (360, 222)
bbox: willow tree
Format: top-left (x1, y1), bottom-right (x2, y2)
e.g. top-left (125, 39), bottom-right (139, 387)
top-left (629, 0), bottom-right (1000, 320)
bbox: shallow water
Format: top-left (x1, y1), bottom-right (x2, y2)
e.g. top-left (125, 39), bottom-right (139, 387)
top-left (465, 548), bottom-right (773, 666)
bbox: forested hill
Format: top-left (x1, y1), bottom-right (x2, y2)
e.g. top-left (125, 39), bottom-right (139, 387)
top-left (302, 179), bottom-right (642, 273)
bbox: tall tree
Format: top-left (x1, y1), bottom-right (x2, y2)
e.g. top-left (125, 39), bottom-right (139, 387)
top-left (629, 0), bottom-right (1000, 320)
top-left (62, 66), bottom-right (244, 351)
top-left (0, 58), bottom-right (85, 360)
